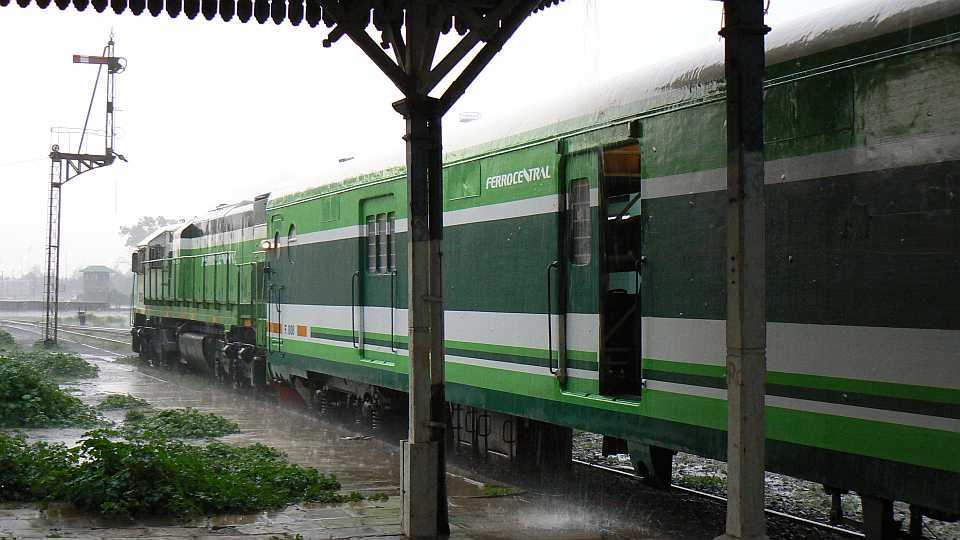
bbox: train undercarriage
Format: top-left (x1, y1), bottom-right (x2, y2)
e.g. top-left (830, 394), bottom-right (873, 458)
top-left (131, 313), bottom-right (265, 388)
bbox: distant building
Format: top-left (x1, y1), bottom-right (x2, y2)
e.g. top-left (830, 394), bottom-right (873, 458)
top-left (79, 265), bottom-right (114, 303)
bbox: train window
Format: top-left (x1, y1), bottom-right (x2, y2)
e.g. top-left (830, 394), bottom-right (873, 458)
top-left (377, 213), bottom-right (388, 273)
top-left (388, 213), bottom-right (397, 272)
top-left (287, 224), bottom-right (297, 263)
top-left (570, 178), bottom-right (591, 266)
top-left (367, 216), bottom-right (377, 273)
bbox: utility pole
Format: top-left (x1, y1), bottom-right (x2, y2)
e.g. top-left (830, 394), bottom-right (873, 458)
top-left (43, 36), bottom-right (126, 345)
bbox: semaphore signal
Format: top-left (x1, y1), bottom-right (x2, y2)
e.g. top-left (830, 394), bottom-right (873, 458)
top-left (43, 36), bottom-right (127, 345)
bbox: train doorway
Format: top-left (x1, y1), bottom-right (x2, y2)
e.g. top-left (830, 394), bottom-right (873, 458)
top-left (359, 195), bottom-right (399, 358)
top-left (561, 143), bottom-right (643, 398)
top-left (598, 143), bottom-right (643, 398)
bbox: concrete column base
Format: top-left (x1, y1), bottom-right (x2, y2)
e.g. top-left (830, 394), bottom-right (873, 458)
top-left (401, 440), bottom-right (440, 539)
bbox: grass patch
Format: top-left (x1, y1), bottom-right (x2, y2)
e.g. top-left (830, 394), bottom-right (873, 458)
top-left (0, 355), bottom-right (102, 428)
top-left (481, 485), bottom-right (523, 498)
top-left (97, 394), bottom-right (150, 410)
top-left (33, 339), bottom-right (59, 350)
top-left (676, 473), bottom-right (727, 493)
top-left (0, 430), bottom-right (354, 518)
top-left (120, 408), bottom-right (239, 439)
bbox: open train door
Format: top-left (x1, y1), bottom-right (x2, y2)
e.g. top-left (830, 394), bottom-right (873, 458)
top-left (558, 150), bottom-right (602, 387)
top-left (558, 142), bottom-right (644, 397)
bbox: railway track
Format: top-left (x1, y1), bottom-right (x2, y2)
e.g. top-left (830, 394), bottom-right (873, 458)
top-left (572, 458), bottom-right (866, 539)
top-left (0, 319), bottom-right (129, 352)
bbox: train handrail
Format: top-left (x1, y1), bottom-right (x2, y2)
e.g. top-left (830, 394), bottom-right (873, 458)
top-left (390, 269), bottom-right (398, 352)
top-left (546, 260), bottom-right (560, 375)
top-left (351, 271), bottom-right (360, 349)
top-left (266, 285), bottom-right (273, 353)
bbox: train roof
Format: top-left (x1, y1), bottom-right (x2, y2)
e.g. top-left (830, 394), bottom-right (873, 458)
top-left (136, 223), bottom-right (181, 248)
top-left (269, 0), bottom-right (960, 206)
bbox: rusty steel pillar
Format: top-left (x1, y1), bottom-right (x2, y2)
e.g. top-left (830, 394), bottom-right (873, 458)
top-left (717, 1), bottom-right (770, 540)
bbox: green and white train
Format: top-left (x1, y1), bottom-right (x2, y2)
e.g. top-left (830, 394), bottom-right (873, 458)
top-left (133, 0), bottom-right (960, 525)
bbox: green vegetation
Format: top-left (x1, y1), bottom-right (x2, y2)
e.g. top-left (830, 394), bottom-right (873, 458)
top-left (0, 329), bottom-right (16, 351)
top-left (120, 408), bottom-right (239, 439)
top-left (0, 355), bottom-right (101, 428)
top-left (0, 430), bottom-right (351, 518)
top-left (13, 350), bottom-right (100, 381)
top-left (97, 393), bottom-right (150, 410)
top-left (0, 432), bottom-right (74, 501)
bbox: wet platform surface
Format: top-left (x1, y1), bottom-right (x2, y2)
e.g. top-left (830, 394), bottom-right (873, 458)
top-left (1, 332), bottom-right (686, 540)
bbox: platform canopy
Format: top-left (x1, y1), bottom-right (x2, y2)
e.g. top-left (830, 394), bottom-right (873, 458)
top-left (0, 0), bottom-right (560, 38)
top-left (4, 0), bottom-right (563, 111)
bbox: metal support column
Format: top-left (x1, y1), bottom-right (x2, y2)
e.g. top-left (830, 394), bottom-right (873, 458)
top-left (717, 1), bottom-right (770, 540)
top-left (396, 96), bottom-right (448, 538)
top-left (315, 4), bottom-right (557, 537)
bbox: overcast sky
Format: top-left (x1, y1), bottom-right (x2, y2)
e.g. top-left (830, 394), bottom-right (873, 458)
top-left (0, 0), bottom-right (848, 278)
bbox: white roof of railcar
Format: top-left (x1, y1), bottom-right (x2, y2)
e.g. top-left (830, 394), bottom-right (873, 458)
top-left (270, 0), bottom-right (959, 202)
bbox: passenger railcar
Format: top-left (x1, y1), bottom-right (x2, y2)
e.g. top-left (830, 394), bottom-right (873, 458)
top-left (132, 0), bottom-right (960, 526)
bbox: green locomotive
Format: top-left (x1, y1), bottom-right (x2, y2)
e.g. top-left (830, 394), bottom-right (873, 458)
top-left (133, 0), bottom-right (960, 525)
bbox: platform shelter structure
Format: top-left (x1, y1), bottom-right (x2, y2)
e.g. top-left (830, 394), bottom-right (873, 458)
top-left (0, 1), bottom-right (770, 538)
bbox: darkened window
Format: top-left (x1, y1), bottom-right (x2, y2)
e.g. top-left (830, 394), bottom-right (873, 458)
top-left (367, 216), bottom-right (377, 273)
top-left (287, 224), bottom-right (297, 263)
top-left (569, 178), bottom-right (591, 266)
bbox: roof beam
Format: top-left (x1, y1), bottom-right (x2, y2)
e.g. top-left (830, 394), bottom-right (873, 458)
top-left (420, 0), bottom-right (518, 94)
top-left (439, 0), bottom-right (539, 114)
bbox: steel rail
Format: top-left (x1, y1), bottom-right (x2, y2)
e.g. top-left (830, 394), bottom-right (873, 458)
top-left (0, 319), bottom-right (130, 347)
top-left (571, 459), bottom-right (865, 539)
top-left (59, 324), bottom-right (128, 334)
top-left (0, 319), bottom-right (124, 357)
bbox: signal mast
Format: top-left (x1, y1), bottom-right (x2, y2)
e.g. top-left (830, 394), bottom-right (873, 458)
top-left (43, 36), bottom-right (127, 345)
